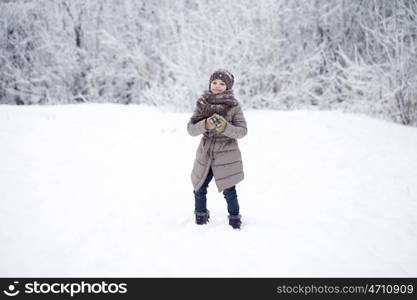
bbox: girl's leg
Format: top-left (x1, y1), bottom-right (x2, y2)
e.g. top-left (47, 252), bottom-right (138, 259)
top-left (193, 167), bottom-right (214, 213)
top-left (223, 186), bottom-right (240, 216)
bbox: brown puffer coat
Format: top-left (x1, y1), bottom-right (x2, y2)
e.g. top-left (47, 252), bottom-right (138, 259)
top-left (187, 104), bottom-right (247, 192)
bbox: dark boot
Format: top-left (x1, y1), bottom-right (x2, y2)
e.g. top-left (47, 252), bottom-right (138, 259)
top-left (228, 214), bottom-right (242, 229)
top-left (195, 210), bottom-right (210, 225)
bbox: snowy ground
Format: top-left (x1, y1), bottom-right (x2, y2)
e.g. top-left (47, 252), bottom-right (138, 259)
top-left (0, 104), bottom-right (416, 277)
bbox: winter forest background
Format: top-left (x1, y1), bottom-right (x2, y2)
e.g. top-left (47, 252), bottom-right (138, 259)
top-left (1, 0), bottom-right (417, 126)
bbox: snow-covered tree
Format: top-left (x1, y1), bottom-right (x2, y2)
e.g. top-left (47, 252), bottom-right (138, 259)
top-left (0, 0), bottom-right (416, 125)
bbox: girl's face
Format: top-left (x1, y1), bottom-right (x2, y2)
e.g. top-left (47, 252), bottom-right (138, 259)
top-left (210, 79), bottom-right (227, 94)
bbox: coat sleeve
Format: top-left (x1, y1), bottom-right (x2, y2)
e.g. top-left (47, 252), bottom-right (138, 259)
top-left (222, 105), bottom-right (247, 139)
top-left (187, 106), bottom-right (207, 136)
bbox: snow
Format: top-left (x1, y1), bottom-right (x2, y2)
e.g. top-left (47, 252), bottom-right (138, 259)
top-left (1, 103), bottom-right (416, 277)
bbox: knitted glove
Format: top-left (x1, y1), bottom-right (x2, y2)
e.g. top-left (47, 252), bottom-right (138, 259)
top-left (214, 114), bottom-right (227, 133)
top-left (205, 117), bottom-right (216, 130)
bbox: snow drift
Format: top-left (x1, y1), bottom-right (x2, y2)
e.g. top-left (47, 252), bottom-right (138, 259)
top-left (0, 104), bottom-right (416, 277)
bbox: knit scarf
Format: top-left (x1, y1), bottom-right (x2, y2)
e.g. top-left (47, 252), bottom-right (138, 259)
top-left (190, 90), bottom-right (238, 124)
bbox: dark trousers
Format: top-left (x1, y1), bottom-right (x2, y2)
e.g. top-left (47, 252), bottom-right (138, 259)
top-left (194, 167), bottom-right (240, 216)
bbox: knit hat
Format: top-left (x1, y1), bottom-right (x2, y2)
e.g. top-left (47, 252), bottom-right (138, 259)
top-left (209, 69), bottom-right (234, 90)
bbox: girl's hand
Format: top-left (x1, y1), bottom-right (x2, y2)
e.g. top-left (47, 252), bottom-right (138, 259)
top-left (205, 118), bottom-right (216, 130)
top-left (215, 115), bottom-right (227, 133)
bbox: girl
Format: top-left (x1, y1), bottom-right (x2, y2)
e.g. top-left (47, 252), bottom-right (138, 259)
top-left (187, 69), bottom-right (247, 229)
